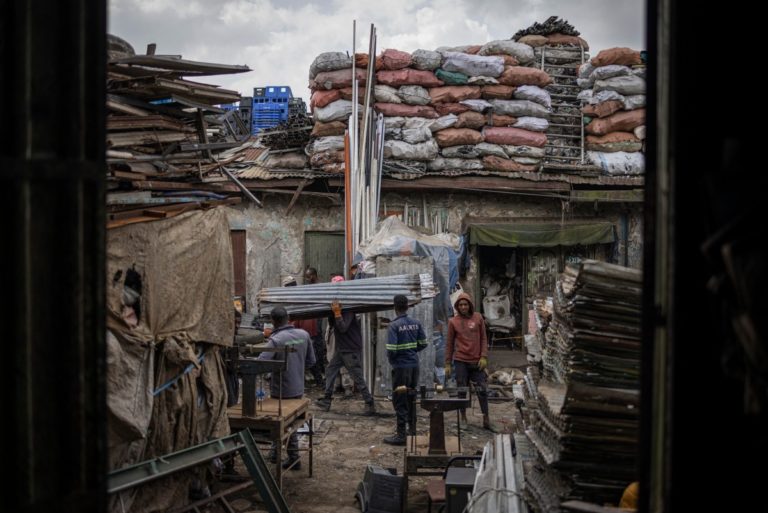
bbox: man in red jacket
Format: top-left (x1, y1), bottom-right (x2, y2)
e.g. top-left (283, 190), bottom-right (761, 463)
top-left (446, 292), bottom-right (491, 430)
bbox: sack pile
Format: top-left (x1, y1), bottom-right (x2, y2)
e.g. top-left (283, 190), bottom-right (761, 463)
top-left (578, 47), bottom-right (647, 175)
top-left (307, 41), bottom-right (554, 176)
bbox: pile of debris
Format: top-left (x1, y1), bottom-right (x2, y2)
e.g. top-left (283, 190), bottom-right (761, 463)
top-left (578, 47), bottom-right (647, 175)
top-left (522, 260), bottom-right (641, 508)
top-left (255, 99), bottom-right (315, 172)
top-left (106, 35), bottom-right (254, 226)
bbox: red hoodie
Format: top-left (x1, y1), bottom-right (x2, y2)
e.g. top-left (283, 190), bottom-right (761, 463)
top-left (446, 292), bottom-right (487, 364)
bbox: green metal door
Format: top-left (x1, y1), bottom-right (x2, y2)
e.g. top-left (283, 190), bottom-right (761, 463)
top-left (304, 231), bottom-right (345, 283)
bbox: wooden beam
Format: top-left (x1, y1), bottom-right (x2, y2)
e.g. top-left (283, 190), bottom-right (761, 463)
top-left (286, 180), bottom-right (310, 214)
top-left (107, 197), bottom-right (241, 221)
top-left (131, 180), bottom-right (240, 193)
top-left (328, 176), bottom-right (570, 192)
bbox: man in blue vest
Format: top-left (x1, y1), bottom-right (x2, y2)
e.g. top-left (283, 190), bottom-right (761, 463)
top-left (383, 294), bottom-right (427, 445)
top-left (258, 306), bottom-right (316, 470)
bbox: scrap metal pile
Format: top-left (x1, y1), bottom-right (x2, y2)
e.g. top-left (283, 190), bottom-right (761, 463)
top-left (257, 274), bottom-right (435, 320)
top-left (521, 260), bottom-right (641, 510)
top-left (105, 35), bottom-right (255, 226)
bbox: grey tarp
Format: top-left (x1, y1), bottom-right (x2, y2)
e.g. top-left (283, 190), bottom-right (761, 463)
top-left (106, 209), bottom-right (234, 513)
top-left (469, 221), bottom-right (615, 248)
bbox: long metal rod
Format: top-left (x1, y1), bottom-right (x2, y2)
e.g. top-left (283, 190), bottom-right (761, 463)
top-left (221, 166), bottom-right (263, 207)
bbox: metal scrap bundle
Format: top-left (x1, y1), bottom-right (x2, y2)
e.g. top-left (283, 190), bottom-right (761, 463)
top-left (523, 260), bottom-right (641, 507)
top-left (257, 274), bottom-right (429, 319)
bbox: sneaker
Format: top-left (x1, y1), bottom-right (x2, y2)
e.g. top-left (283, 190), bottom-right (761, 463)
top-left (282, 457), bottom-right (301, 471)
top-left (315, 397), bottom-right (332, 411)
top-left (362, 401), bottom-right (376, 416)
top-left (383, 432), bottom-right (406, 446)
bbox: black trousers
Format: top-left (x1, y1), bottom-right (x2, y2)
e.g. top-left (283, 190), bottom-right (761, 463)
top-left (454, 360), bottom-right (489, 415)
top-left (391, 366), bottom-right (419, 432)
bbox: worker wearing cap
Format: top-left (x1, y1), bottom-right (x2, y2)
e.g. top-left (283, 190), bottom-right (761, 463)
top-left (258, 306), bottom-right (316, 470)
top-left (316, 275), bottom-right (376, 416)
top-left (383, 294), bottom-right (427, 445)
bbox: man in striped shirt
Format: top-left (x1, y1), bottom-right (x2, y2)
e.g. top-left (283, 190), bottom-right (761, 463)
top-left (383, 294), bottom-right (427, 446)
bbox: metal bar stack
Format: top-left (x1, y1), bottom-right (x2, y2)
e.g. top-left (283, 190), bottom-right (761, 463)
top-left (521, 260), bottom-right (641, 509)
top-left (257, 274), bottom-right (429, 320)
top-left (468, 434), bottom-right (528, 513)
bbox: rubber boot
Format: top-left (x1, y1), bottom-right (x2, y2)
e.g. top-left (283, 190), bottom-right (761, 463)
top-left (362, 400), bottom-right (376, 416)
top-left (383, 427), bottom-right (407, 446)
top-left (483, 414), bottom-right (495, 431)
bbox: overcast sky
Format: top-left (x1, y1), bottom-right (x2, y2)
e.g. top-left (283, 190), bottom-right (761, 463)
top-left (109, 0), bottom-right (645, 102)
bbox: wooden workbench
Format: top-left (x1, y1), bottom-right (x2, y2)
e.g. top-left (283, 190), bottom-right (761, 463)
top-left (228, 397), bottom-right (313, 488)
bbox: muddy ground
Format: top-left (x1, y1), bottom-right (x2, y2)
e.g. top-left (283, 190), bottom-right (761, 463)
top-left (212, 348), bottom-right (528, 513)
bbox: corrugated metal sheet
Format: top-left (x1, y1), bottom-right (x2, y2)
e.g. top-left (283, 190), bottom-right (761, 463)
top-left (237, 166), bottom-right (323, 180)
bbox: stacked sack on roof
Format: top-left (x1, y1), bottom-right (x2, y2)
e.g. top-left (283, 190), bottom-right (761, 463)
top-left (577, 47), bottom-right (646, 175)
top-left (307, 41), bottom-right (553, 176)
top-left (306, 52), bottom-right (365, 174)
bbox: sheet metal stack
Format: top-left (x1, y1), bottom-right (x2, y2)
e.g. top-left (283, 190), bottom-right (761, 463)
top-left (523, 260), bottom-right (641, 508)
top-left (257, 274), bottom-right (430, 320)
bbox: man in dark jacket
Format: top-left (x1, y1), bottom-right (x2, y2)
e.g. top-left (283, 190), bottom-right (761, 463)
top-left (383, 294), bottom-right (427, 445)
top-left (258, 306), bottom-right (316, 470)
top-left (316, 277), bottom-right (376, 415)
top-left (446, 292), bottom-right (492, 430)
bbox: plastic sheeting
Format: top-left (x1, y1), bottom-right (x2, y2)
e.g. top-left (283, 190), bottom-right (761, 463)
top-left (356, 216), bottom-right (460, 323)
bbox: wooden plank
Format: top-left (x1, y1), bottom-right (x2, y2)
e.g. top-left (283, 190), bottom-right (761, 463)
top-left (106, 100), bottom-right (151, 117)
top-left (285, 180), bottom-right (307, 215)
top-left (111, 170), bottom-right (147, 180)
top-left (131, 180), bottom-right (240, 193)
top-left (107, 115), bottom-right (193, 132)
top-left (106, 191), bottom-right (152, 205)
top-left (107, 131), bottom-right (192, 148)
top-left (107, 197), bottom-right (240, 220)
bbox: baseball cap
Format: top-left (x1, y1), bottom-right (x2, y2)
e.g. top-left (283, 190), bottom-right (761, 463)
top-left (331, 275), bottom-right (345, 283)
top-left (281, 275), bottom-right (297, 286)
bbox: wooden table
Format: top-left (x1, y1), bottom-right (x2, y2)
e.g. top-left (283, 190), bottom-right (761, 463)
top-left (228, 397), bottom-right (313, 488)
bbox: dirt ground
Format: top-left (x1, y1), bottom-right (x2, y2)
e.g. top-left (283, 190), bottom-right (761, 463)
top-left (214, 347), bottom-right (529, 513)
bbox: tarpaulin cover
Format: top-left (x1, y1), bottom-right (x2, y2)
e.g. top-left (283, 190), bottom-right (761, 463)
top-left (469, 221), bottom-right (615, 247)
top-left (107, 208), bottom-right (234, 347)
top-left (356, 216), bottom-right (460, 323)
top-left (106, 209), bottom-right (233, 512)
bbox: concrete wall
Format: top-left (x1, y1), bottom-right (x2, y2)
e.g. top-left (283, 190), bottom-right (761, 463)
top-left (225, 196), bottom-right (343, 313)
top-left (225, 190), bottom-right (643, 312)
top-left (380, 190), bottom-right (643, 267)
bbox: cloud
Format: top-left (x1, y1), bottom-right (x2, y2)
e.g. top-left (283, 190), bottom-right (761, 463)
top-left (108, 0), bottom-right (644, 103)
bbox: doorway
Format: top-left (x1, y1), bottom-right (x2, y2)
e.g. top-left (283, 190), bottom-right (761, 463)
top-left (304, 231), bottom-right (344, 283)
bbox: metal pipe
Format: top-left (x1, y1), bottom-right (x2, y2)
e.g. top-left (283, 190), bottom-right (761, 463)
top-left (220, 166), bottom-right (262, 207)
